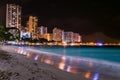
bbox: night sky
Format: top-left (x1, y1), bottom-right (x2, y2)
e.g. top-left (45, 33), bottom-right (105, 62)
top-left (0, 0), bottom-right (120, 39)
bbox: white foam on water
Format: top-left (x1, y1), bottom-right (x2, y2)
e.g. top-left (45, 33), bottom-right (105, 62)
top-left (18, 46), bottom-right (120, 68)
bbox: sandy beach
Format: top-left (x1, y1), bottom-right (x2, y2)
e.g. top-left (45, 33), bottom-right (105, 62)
top-left (0, 46), bottom-right (87, 80)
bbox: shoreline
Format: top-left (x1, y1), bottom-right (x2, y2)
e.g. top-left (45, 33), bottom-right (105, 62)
top-left (0, 45), bottom-right (120, 80)
top-left (0, 46), bottom-right (87, 80)
top-left (4, 43), bottom-right (120, 48)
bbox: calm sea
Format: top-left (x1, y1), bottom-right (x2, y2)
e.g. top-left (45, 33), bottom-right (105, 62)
top-left (31, 46), bottom-right (120, 63)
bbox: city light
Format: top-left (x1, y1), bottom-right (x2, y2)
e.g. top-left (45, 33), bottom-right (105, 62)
top-left (97, 42), bottom-right (103, 46)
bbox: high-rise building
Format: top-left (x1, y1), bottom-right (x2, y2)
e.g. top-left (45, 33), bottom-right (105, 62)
top-left (64, 31), bottom-right (74, 43)
top-left (73, 33), bottom-right (81, 42)
top-left (53, 28), bottom-right (64, 42)
top-left (37, 26), bottom-right (47, 35)
top-left (27, 16), bottom-right (38, 38)
top-left (6, 4), bottom-right (22, 29)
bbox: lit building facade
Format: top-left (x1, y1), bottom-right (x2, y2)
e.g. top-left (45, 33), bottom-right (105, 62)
top-left (27, 16), bottom-right (38, 39)
top-left (47, 33), bottom-right (53, 41)
top-left (73, 33), bottom-right (81, 42)
top-left (53, 28), bottom-right (64, 42)
top-left (39, 33), bottom-right (53, 41)
top-left (20, 27), bottom-right (31, 39)
top-left (64, 32), bottom-right (81, 43)
top-left (38, 26), bottom-right (47, 35)
top-left (64, 32), bottom-right (74, 43)
top-left (6, 4), bottom-right (22, 29)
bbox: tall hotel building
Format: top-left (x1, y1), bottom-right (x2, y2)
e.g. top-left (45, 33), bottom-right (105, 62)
top-left (38, 26), bottom-right (47, 35)
top-left (6, 4), bottom-right (22, 29)
top-left (73, 33), bottom-right (81, 42)
top-left (64, 32), bottom-right (74, 43)
top-left (64, 32), bottom-right (81, 43)
top-left (27, 16), bottom-right (38, 38)
top-left (53, 28), bottom-right (64, 42)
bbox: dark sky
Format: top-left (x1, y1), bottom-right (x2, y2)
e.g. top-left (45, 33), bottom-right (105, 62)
top-left (0, 0), bottom-right (120, 39)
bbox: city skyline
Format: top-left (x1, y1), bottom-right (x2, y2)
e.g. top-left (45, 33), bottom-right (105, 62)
top-left (4, 2), bottom-right (81, 42)
top-left (0, 0), bottom-right (119, 39)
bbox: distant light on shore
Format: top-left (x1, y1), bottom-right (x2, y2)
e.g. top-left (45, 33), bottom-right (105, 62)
top-left (97, 42), bottom-right (103, 46)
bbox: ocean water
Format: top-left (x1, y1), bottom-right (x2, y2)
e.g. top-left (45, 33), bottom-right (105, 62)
top-left (13, 46), bottom-right (120, 80)
top-left (31, 46), bottom-right (120, 63)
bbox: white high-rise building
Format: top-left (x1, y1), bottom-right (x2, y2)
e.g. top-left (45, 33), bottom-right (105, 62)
top-left (6, 4), bottom-right (22, 29)
top-left (38, 26), bottom-right (47, 35)
top-left (64, 32), bottom-right (81, 43)
top-left (73, 33), bottom-right (81, 42)
top-left (64, 31), bottom-right (74, 43)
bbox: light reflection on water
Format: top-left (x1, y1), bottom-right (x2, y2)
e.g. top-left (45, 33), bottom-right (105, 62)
top-left (15, 47), bottom-right (120, 80)
top-left (93, 73), bottom-right (99, 80)
top-left (84, 71), bottom-right (91, 79)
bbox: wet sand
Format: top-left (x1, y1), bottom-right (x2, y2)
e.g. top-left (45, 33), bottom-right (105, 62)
top-left (0, 47), bottom-right (87, 80)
